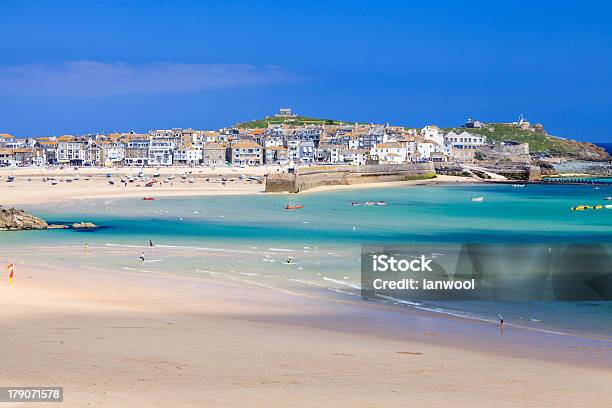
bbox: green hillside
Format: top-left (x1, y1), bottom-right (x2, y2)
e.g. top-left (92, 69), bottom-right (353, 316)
top-left (235, 115), bottom-right (352, 128)
top-left (442, 123), bottom-right (606, 158)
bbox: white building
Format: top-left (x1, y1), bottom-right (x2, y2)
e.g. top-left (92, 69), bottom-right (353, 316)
top-left (148, 138), bottom-right (175, 166)
top-left (174, 146), bottom-right (202, 165)
top-left (444, 131), bottom-right (486, 150)
top-left (421, 125), bottom-right (444, 146)
top-left (57, 139), bottom-right (86, 164)
top-left (371, 142), bottom-right (409, 164)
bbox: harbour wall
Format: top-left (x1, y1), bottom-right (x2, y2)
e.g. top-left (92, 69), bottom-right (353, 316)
top-left (265, 163), bottom-right (436, 193)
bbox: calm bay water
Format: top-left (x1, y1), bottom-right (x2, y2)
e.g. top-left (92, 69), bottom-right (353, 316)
top-left (2, 183), bottom-right (612, 339)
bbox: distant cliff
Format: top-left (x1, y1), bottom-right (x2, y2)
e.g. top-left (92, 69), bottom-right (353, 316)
top-left (0, 207), bottom-right (48, 230)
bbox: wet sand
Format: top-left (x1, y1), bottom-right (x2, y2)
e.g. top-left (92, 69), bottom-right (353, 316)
top-left (0, 251), bottom-right (610, 407)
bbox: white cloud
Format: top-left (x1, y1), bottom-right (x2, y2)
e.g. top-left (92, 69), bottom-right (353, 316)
top-left (0, 61), bottom-right (295, 95)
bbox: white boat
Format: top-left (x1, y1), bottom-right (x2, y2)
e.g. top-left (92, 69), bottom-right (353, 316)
top-left (472, 196), bottom-right (484, 202)
top-left (512, 184), bottom-right (526, 188)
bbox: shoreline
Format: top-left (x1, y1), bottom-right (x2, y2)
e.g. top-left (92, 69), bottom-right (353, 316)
top-left (0, 166), bottom-right (480, 206)
top-left (3, 165), bottom-right (610, 208)
top-left (0, 256), bottom-right (610, 406)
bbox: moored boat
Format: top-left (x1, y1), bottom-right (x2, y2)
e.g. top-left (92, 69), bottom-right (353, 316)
top-left (285, 204), bottom-right (304, 210)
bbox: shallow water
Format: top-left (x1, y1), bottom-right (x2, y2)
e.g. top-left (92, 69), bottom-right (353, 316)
top-left (2, 183), bottom-right (612, 340)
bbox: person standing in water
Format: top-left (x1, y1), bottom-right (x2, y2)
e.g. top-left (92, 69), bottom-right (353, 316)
top-left (149, 239), bottom-right (154, 247)
top-left (499, 314), bottom-right (504, 329)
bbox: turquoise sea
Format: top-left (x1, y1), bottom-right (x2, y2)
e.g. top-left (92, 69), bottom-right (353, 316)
top-left (2, 183), bottom-right (612, 340)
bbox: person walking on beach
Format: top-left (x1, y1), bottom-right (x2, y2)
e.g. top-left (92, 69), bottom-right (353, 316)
top-left (139, 252), bottom-right (145, 262)
top-left (84, 242), bottom-right (88, 252)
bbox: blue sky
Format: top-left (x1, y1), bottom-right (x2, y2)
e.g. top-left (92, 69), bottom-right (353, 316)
top-left (0, 0), bottom-right (610, 142)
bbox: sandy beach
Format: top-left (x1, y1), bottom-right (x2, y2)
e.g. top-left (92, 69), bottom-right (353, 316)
top-left (0, 166), bottom-right (476, 206)
top-left (1, 253), bottom-right (610, 408)
top-left (1, 167), bottom-right (610, 407)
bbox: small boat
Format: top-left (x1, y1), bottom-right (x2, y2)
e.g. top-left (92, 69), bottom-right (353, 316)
top-left (605, 197), bottom-right (612, 201)
top-left (365, 201), bottom-right (375, 206)
top-left (351, 202), bottom-right (360, 206)
top-left (143, 197), bottom-right (155, 201)
top-left (153, 172), bottom-right (160, 178)
top-left (51, 181), bottom-right (58, 185)
top-left (108, 179), bottom-right (115, 185)
top-left (512, 184), bottom-right (526, 188)
top-left (145, 179), bottom-right (156, 187)
top-left (285, 204), bottom-right (304, 210)
top-left (6, 176), bottom-right (14, 183)
top-left (188, 178), bottom-right (195, 184)
top-left (571, 205), bottom-right (590, 211)
top-left (472, 197), bottom-right (484, 202)
top-left (593, 204), bottom-right (604, 210)
top-left (375, 201), bottom-right (386, 206)
top-left (120, 177), bottom-right (127, 183)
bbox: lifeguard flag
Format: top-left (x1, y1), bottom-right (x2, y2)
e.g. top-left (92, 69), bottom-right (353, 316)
top-left (7, 263), bottom-right (14, 284)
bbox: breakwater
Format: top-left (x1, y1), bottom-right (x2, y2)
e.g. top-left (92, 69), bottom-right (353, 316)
top-left (265, 163), bottom-right (436, 193)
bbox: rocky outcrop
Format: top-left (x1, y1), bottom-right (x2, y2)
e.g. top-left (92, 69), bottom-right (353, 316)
top-left (71, 222), bottom-right (98, 229)
top-left (47, 224), bottom-right (69, 229)
top-left (0, 207), bottom-right (98, 231)
top-left (0, 207), bottom-right (48, 230)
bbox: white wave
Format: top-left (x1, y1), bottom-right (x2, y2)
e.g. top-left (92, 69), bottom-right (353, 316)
top-left (374, 293), bottom-right (422, 306)
top-left (322, 276), bottom-right (361, 290)
top-left (327, 288), bottom-right (360, 297)
top-left (290, 279), bottom-right (328, 288)
top-left (268, 248), bottom-right (295, 252)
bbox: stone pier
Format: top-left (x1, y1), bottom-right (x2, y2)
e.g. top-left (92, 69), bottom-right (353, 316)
top-left (265, 163), bottom-right (436, 193)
